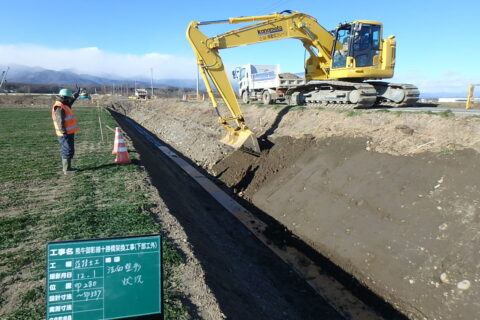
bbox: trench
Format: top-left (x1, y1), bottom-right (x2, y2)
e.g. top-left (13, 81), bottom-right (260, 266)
top-left (112, 111), bottom-right (346, 320)
top-left (110, 99), bottom-right (480, 320)
top-left (112, 110), bottom-right (413, 320)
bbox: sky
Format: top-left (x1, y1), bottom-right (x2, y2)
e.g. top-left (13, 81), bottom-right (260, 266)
top-left (1, 0), bottom-right (479, 95)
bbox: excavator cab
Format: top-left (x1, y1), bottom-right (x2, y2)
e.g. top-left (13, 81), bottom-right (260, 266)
top-left (332, 22), bottom-right (381, 68)
top-left (331, 21), bottom-right (391, 79)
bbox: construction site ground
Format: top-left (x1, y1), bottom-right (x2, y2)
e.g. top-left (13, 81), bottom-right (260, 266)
top-left (1, 95), bottom-right (480, 320)
top-left (112, 97), bottom-right (480, 320)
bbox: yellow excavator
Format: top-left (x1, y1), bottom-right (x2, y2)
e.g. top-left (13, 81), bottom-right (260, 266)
top-left (186, 10), bottom-right (419, 154)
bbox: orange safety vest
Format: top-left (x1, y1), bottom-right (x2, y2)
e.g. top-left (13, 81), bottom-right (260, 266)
top-left (52, 101), bottom-right (79, 136)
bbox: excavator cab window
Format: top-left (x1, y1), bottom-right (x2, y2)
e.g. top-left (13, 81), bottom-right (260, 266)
top-left (352, 24), bottom-right (381, 67)
top-left (332, 26), bottom-right (352, 69)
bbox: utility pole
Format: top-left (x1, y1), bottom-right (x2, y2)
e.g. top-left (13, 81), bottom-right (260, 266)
top-left (0, 66), bottom-right (10, 92)
top-left (150, 68), bottom-right (154, 97)
top-left (196, 66), bottom-right (199, 99)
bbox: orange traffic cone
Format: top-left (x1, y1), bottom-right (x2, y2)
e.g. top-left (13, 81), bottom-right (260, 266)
top-left (112, 127), bottom-right (131, 164)
top-left (112, 127), bottom-right (123, 154)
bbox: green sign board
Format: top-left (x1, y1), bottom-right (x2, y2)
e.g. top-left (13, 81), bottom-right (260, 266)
top-left (46, 235), bottom-right (162, 320)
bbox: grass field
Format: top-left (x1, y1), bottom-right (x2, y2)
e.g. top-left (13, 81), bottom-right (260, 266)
top-left (0, 106), bottom-right (190, 319)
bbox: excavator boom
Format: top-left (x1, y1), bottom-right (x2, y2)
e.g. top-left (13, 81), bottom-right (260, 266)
top-left (187, 19), bottom-right (261, 154)
top-left (186, 11), bottom-right (333, 153)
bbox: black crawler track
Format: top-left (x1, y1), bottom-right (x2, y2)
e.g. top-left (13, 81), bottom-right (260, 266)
top-left (289, 81), bottom-right (420, 110)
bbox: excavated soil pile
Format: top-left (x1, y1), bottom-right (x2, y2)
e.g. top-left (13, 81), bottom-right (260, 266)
top-left (0, 94), bottom-right (53, 107)
top-left (114, 98), bottom-right (480, 320)
top-left (212, 135), bottom-right (317, 199)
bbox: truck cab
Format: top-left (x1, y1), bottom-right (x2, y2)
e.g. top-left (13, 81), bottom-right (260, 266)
top-left (233, 64), bottom-right (279, 103)
top-left (232, 65), bottom-right (249, 102)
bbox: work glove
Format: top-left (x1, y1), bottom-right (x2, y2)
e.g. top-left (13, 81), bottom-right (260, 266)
top-left (73, 88), bottom-right (81, 99)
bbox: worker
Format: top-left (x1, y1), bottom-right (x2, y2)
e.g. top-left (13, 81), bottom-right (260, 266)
top-left (52, 88), bottom-right (80, 174)
top-left (333, 36), bottom-right (350, 68)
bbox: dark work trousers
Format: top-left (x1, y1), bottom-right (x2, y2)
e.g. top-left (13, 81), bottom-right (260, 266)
top-left (57, 133), bottom-right (75, 159)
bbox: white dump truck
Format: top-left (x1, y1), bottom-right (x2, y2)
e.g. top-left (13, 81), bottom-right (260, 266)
top-left (232, 64), bottom-right (304, 104)
top-left (135, 88), bottom-right (148, 99)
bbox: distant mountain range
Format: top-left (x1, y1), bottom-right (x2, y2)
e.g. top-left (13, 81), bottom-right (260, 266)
top-left (1, 65), bottom-right (202, 89)
top-left (0, 65), bottom-right (467, 98)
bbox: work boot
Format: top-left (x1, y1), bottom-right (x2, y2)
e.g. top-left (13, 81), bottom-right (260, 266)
top-left (62, 158), bottom-right (68, 175)
top-left (66, 159), bottom-right (77, 172)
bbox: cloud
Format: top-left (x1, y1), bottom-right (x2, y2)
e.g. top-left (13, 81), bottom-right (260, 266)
top-left (0, 44), bottom-right (197, 79)
top-left (1, 44), bottom-right (478, 96)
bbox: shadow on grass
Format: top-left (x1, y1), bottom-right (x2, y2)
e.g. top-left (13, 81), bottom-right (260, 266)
top-left (77, 159), bottom-right (140, 172)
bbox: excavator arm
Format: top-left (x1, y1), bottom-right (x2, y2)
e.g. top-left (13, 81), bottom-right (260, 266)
top-left (186, 11), bottom-right (336, 154)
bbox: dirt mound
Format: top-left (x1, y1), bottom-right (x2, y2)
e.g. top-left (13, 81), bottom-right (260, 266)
top-left (113, 99), bottom-right (231, 169)
top-left (278, 72), bottom-right (302, 79)
top-left (117, 99), bottom-right (480, 160)
top-left (0, 94), bottom-right (53, 107)
top-left (212, 135), bottom-right (316, 199)
top-left (0, 94), bottom-right (101, 108)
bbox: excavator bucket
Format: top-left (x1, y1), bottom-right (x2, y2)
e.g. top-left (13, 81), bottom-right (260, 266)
top-left (220, 129), bottom-right (261, 155)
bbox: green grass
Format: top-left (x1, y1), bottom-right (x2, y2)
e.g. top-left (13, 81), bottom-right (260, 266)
top-left (438, 109), bottom-right (454, 118)
top-left (289, 105), bottom-right (305, 112)
top-left (335, 109), bottom-right (362, 117)
top-left (251, 103), bottom-right (285, 110)
top-left (346, 110), bottom-right (361, 117)
top-left (0, 107), bottom-right (190, 319)
top-left (440, 146), bottom-right (454, 155)
top-left (390, 109), bottom-right (456, 118)
top-left (414, 109), bottom-right (455, 118)
top-left (246, 103), bottom-right (307, 113)
top-left (0, 215), bottom-right (35, 250)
